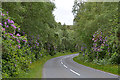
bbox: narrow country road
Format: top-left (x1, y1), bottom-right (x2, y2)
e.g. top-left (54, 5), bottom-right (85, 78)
top-left (42, 53), bottom-right (119, 79)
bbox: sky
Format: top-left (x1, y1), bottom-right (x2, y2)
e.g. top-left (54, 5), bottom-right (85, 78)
top-left (52, 0), bottom-right (75, 25)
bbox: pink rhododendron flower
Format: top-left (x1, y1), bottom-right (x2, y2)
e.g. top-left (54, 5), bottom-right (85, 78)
top-left (9, 33), bottom-right (13, 36)
top-left (13, 36), bottom-right (16, 38)
top-left (101, 44), bottom-right (104, 46)
top-left (0, 23), bottom-right (3, 26)
top-left (10, 20), bottom-right (14, 24)
top-left (7, 19), bottom-right (11, 23)
top-left (6, 25), bottom-right (9, 28)
top-left (2, 28), bottom-right (5, 31)
top-left (17, 39), bottom-right (20, 43)
top-left (17, 45), bottom-right (20, 48)
top-left (2, 14), bottom-right (5, 16)
top-left (23, 40), bottom-right (27, 42)
top-left (4, 22), bottom-right (7, 25)
top-left (17, 33), bottom-right (20, 36)
top-left (18, 28), bottom-right (20, 31)
top-left (11, 24), bottom-right (16, 29)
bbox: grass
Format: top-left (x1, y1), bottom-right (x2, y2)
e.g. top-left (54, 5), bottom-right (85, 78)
top-left (19, 52), bottom-right (78, 78)
top-left (73, 55), bottom-right (119, 76)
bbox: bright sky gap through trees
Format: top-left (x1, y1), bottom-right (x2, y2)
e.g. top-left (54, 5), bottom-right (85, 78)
top-left (52, 0), bottom-right (74, 25)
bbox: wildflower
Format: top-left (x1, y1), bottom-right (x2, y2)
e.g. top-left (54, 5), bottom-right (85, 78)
top-left (92, 38), bottom-right (94, 41)
top-left (30, 62), bottom-right (32, 64)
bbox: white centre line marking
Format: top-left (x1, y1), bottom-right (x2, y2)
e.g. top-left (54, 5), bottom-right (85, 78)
top-left (61, 55), bottom-right (80, 76)
top-left (63, 64), bottom-right (68, 68)
top-left (70, 69), bottom-right (80, 76)
top-left (61, 61), bottom-right (63, 64)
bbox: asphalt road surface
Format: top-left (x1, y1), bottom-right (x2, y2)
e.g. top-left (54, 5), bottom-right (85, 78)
top-left (42, 53), bottom-right (119, 79)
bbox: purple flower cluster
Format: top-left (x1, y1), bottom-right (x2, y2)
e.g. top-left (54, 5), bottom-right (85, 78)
top-left (28, 35), bottom-right (41, 49)
top-left (17, 45), bottom-right (20, 48)
top-left (92, 30), bottom-right (108, 52)
top-left (1, 10), bottom-right (28, 49)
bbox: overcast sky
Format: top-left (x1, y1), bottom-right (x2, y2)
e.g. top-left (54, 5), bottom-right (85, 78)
top-left (52, 0), bottom-right (75, 25)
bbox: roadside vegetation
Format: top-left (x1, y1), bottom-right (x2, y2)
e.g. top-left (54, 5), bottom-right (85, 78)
top-left (1, 2), bottom-right (77, 78)
top-left (1, 1), bottom-right (120, 78)
top-left (72, 1), bottom-right (120, 75)
top-left (19, 52), bottom-right (77, 78)
top-left (73, 54), bottom-right (119, 75)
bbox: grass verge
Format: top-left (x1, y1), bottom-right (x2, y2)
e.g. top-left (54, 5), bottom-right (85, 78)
top-left (19, 52), bottom-right (77, 78)
top-left (73, 55), bottom-right (119, 76)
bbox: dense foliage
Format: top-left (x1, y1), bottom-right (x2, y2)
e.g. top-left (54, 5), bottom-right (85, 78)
top-left (72, 1), bottom-right (120, 65)
top-left (1, 1), bottom-right (120, 78)
top-left (1, 2), bottom-right (76, 78)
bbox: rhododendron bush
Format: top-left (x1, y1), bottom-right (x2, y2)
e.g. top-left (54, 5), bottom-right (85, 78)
top-left (72, 2), bottom-right (120, 65)
top-left (1, 8), bottom-right (44, 77)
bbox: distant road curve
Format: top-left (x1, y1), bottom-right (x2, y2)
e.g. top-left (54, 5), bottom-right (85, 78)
top-left (42, 53), bottom-right (119, 79)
